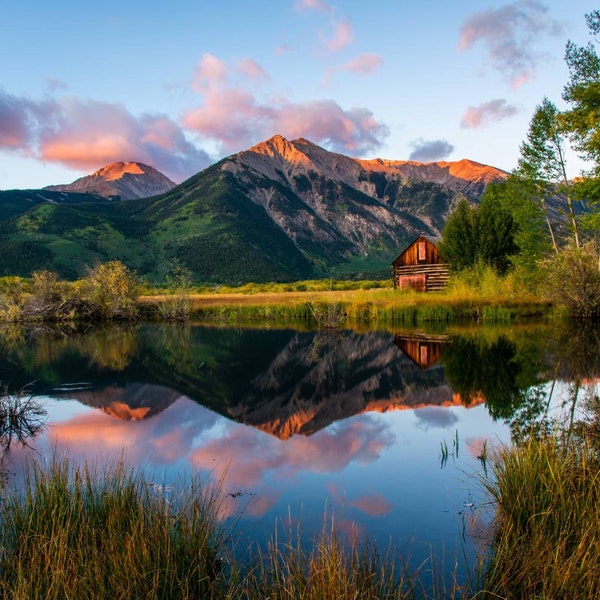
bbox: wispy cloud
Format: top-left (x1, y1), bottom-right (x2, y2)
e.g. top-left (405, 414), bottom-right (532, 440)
top-left (294, 0), bottom-right (331, 12)
top-left (458, 1), bottom-right (563, 88)
top-left (322, 53), bottom-right (383, 86)
top-left (343, 53), bottom-right (384, 75)
top-left (414, 406), bottom-right (459, 430)
top-left (348, 493), bottom-right (393, 516)
top-left (0, 89), bottom-right (210, 182)
top-left (409, 138), bottom-right (454, 162)
top-left (237, 57), bottom-right (270, 82)
top-left (184, 54), bottom-right (389, 155)
top-left (320, 19), bottom-right (353, 52)
top-left (460, 99), bottom-right (519, 129)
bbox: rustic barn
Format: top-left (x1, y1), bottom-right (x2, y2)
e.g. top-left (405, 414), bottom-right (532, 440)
top-left (392, 235), bottom-right (449, 292)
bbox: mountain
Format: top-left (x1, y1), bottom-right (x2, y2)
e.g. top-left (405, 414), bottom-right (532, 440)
top-left (44, 161), bottom-right (176, 200)
top-left (0, 136), bottom-right (507, 282)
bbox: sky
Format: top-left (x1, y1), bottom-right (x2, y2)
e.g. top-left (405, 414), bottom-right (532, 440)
top-left (0, 0), bottom-right (596, 189)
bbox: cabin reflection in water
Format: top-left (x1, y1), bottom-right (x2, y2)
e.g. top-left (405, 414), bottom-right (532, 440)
top-left (394, 333), bottom-right (448, 370)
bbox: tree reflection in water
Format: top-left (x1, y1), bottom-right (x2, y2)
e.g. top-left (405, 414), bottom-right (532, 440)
top-left (0, 385), bottom-right (47, 456)
top-left (441, 321), bottom-right (600, 445)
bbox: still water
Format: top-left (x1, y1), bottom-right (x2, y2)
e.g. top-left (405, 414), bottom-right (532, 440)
top-left (1, 321), bottom-right (598, 582)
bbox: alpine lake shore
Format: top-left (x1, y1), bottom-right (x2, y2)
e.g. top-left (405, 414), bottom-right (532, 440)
top-left (0, 274), bottom-right (598, 599)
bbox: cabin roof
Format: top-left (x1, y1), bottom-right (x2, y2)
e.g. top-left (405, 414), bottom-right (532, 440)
top-left (392, 234), bottom-right (441, 265)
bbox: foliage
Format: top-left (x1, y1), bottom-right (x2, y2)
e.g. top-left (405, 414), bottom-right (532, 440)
top-left (481, 178), bottom-right (551, 272)
top-left (438, 197), bottom-right (518, 274)
top-left (79, 260), bottom-right (139, 321)
top-left (515, 97), bottom-right (581, 247)
top-left (543, 241), bottom-right (600, 318)
top-left (562, 10), bottom-right (600, 175)
top-left (157, 260), bottom-right (193, 321)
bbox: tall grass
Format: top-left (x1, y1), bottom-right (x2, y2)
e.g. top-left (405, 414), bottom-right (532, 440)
top-left (238, 525), bottom-right (416, 600)
top-left (480, 433), bottom-right (600, 599)
top-left (0, 458), bottom-right (228, 600)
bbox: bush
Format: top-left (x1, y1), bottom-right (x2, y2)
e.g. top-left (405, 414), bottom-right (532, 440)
top-left (80, 260), bottom-right (139, 321)
top-left (544, 242), bottom-right (600, 318)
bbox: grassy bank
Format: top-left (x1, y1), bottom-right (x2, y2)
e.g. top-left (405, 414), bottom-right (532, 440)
top-left (480, 433), bottom-right (600, 599)
top-left (1, 264), bottom-right (553, 326)
top-left (139, 285), bottom-right (550, 326)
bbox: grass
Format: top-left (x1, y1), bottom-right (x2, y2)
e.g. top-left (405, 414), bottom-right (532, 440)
top-left (480, 432), bottom-right (600, 599)
top-left (0, 457), bottom-right (228, 600)
top-left (139, 283), bottom-right (550, 327)
top-left (239, 524), bottom-right (417, 600)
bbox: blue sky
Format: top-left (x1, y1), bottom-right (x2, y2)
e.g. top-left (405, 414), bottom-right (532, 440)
top-left (0, 0), bottom-right (596, 188)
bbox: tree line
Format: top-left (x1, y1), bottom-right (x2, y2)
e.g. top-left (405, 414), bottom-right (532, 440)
top-left (439, 10), bottom-right (600, 318)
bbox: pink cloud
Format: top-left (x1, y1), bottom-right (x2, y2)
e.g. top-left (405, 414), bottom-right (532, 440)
top-left (192, 52), bottom-right (228, 92)
top-left (44, 397), bottom-right (217, 466)
top-left (459, 1), bottom-right (563, 88)
top-left (321, 19), bottom-right (353, 52)
top-left (237, 57), bottom-right (270, 82)
top-left (294, 0), bottom-right (331, 12)
top-left (348, 493), bottom-right (393, 516)
top-left (0, 90), bottom-right (210, 182)
top-left (460, 99), bottom-right (519, 129)
top-left (343, 53), bottom-right (384, 75)
top-left (191, 417), bottom-right (395, 490)
top-left (184, 78), bottom-right (388, 156)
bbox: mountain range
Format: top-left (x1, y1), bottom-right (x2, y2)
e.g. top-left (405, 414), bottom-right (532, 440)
top-left (0, 136), bottom-right (507, 282)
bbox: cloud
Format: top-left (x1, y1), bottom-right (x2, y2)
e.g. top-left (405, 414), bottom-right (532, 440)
top-left (192, 416), bottom-right (395, 490)
top-left (409, 138), bottom-right (454, 162)
top-left (321, 19), bottom-right (353, 52)
top-left (192, 52), bottom-right (229, 93)
top-left (43, 397), bottom-right (219, 466)
top-left (348, 493), bottom-right (393, 516)
top-left (414, 406), bottom-right (459, 430)
top-left (294, 0), bottom-right (331, 13)
top-left (184, 54), bottom-right (388, 156)
top-left (460, 99), bottom-right (519, 129)
top-left (459, 1), bottom-right (563, 88)
top-left (0, 90), bottom-right (37, 150)
top-left (0, 90), bottom-right (211, 182)
top-left (343, 53), bottom-right (384, 75)
top-left (237, 58), bottom-right (270, 82)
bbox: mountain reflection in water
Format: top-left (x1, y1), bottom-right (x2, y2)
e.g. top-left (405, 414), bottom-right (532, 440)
top-left (0, 321), bottom-right (598, 582)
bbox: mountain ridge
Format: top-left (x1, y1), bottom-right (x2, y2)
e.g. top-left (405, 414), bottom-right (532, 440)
top-left (44, 161), bottom-right (176, 200)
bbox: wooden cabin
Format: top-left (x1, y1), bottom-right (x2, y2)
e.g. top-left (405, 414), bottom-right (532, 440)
top-left (392, 235), bottom-right (449, 292)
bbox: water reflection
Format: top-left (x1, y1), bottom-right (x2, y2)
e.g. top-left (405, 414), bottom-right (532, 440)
top-left (1, 322), bottom-right (598, 441)
top-left (0, 387), bottom-right (46, 456)
top-left (2, 320), bottom-right (598, 584)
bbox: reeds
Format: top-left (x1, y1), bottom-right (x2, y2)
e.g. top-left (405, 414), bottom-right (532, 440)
top-left (480, 433), bottom-right (600, 599)
top-left (0, 457), bottom-right (228, 600)
top-left (237, 525), bottom-right (416, 600)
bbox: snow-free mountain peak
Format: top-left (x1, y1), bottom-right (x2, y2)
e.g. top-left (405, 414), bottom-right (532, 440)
top-left (44, 161), bottom-right (176, 200)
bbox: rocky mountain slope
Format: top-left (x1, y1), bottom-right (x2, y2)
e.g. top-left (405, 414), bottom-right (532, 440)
top-left (44, 161), bottom-right (176, 200)
top-left (0, 136), bottom-right (506, 281)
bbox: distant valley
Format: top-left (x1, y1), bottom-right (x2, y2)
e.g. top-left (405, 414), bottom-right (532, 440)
top-left (0, 136), bottom-right (507, 282)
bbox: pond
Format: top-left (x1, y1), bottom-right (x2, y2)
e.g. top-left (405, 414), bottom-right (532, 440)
top-left (1, 320), bottom-right (599, 586)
